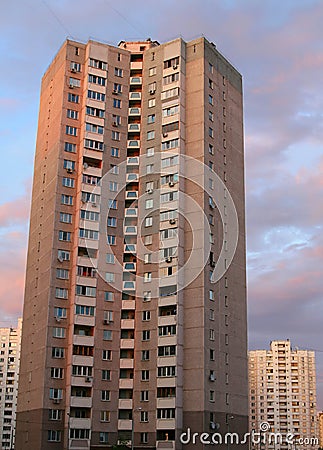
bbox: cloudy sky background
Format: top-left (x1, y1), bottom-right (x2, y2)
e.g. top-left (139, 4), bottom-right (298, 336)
top-left (1, 0), bottom-right (323, 406)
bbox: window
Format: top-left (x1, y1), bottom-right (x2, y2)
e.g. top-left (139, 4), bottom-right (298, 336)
top-left (85, 122), bottom-right (104, 134)
top-left (164, 56), bottom-right (179, 69)
top-left (59, 212), bottom-right (72, 223)
top-left (113, 98), bottom-right (121, 108)
top-left (102, 350), bottom-right (112, 360)
top-left (163, 72), bottom-right (179, 85)
top-left (62, 177), bottom-right (74, 188)
top-left (209, 78), bottom-right (214, 89)
top-left (209, 143), bottom-right (214, 155)
top-left (106, 253), bottom-right (115, 264)
top-left (102, 370), bottom-right (111, 381)
top-left (208, 94), bottom-right (213, 105)
top-left (57, 250), bottom-right (70, 261)
top-left (114, 67), bottom-right (123, 77)
top-left (109, 181), bottom-right (118, 192)
top-left (149, 67), bottom-right (156, 76)
top-left (88, 90), bottom-right (105, 101)
top-left (146, 164), bottom-right (154, 174)
top-left (141, 390), bottom-right (149, 401)
top-left (142, 311), bottom-right (151, 321)
top-left (107, 235), bottom-right (116, 245)
top-left (49, 409), bottom-right (62, 421)
top-left (160, 191), bottom-right (178, 203)
top-left (144, 253), bottom-right (151, 264)
top-left (51, 367), bottom-right (64, 379)
top-left (61, 194), bottom-right (73, 206)
top-left (108, 199), bottom-right (117, 209)
top-left (105, 291), bottom-right (114, 302)
top-left (52, 347), bottom-right (65, 358)
top-left (144, 235), bottom-right (152, 245)
top-left (148, 98), bottom-right (155, 108)
top-left (210, 390), bottom-right (215, 402)
top-left (68, 93), bottom-right (79, 103)
top-left (67, 111), bottom-right (78, 123)
top-left (142, 350), bottom-right (150, 361)
top-left (209, 178), bottom-right (214, 190)
top-left (66, 125), bottom-right (77, 136)
top-left (48, 430), bottom-right (61, 442)
top-left (158, 345), bottom-right (176, 357)
top-left (86, 106), bottom-right (105, 118)
top-left (144, 272), bottom-right (152, 282)
top-left (209, 127), bottom-right (214, 138)
top-left (112, 131), bottom-right (120, 141)
top-left (145, 199), bottom-right (153, 209)
top-left (142, 330), bottom-right (150, 341)
top-left (58, 230), bottom-right (71, 241)
top-left (147, 130), bottom-right (155, 140)
top-left (69, 77), bottom-right (80, 88)
top-left (163, 104), bottom-right (179, 117)
top-left (210, 349), bottom-right (215, 361)
top-left (64, 142), bottom-right (76, 153)
top-left (76, 285), bottom-right (96, 297)
top-left (103, 330), bottom-right (112, 341)
top-left (100, 411), bottom-right (110, 422)
top-left (55, 287), bottom-right (68, 299)
top-left (105, 272), bottom-right (115, 282)
top-left (53, 328), bottom-right (66, 339)
top-left (143, 291), bottom-right (151, 302)
top-left (70, 61), bottom-right (81, 72)
top-left (161, 87), bottom-right (179, 100)
top-left (80, 210), bottom-right (99, 221)
top-left (209, 110), bottom-right (214, 121)
top-left (161, 155), bottom-right (178, 168)
top-left (141, 370), bottom-right (149, 381)
top-left (56, 268), bottom-right (69, 280)
top-left (161, 138), bottom-right (179, 150)
top-left (88, 74), bottom-right (106, 86)
top-left (63, 159), bottom-right (75, 171)
top-left (147, 114), bottom-right (155, 124)
top-left (209, 62), bottom-right (213, 73)
top-left (157, 408), bottom-right (176, 419)
top-left (140, 411), bottom-right (148, 422)
top-left (54, 306), bottom-right (67, 319)
top-left (89, 58), bottom-right (107, 70)
top-left (81, 192), bottom-right (99, 203)
top-left (158, 366), bottom-right (176, 377)
top-left (84, 138), bottom-right (104, 151)
top-left (159, 325), bottom-right (176, 336)
top-left (101, 390), bottom-right (110, 401)
top-left (210, 329), bottom-right (215, 341)
top-left (145, 217), bottom-right (153, 227)
top-left (75, 305), bottom-right (95, 316)
top-left (79, 228), bottom-right (99, 240)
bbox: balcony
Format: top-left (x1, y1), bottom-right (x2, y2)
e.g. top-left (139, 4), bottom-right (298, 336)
top-left (120, 358), bottom-right (134, 369)
top-left (73, 335), bottom-right (94, 346)
top-left (125, 190), bottom-right (138, 201)
top-left (130, 77), bottom-right (142, 85)
top-left (69, 417), bottom-right (91, 429)
top-left (120, 339), bottom-right (135, 349)
top-left (126, 173), bottom-right (139, 183)
top-left (70, 396), bottom-right (92, 408)
top-left (121, 319), bottom-right (135, 329)
top-left (158, 295), bottom-right (177, 307)
top-left (74, 315), bottom-right (95, 327)
top-left (130, 61), bottom-right (142, 70)
top-left (118, 419), bottom-right (132, 430)
top-left (127, 156), bottom-right (139, 165)
top-left (157, 398), bottom-right (176, 408)
top-left (119, 378), bottom-right (134, 389)
top-left (156, 419), bottom-right (176, 429)
top-left (82, 165), bottom-right (102, 177)
top-left (157, 377), bottom-right (176, 388)
top-left (123, 261), bottom-right (136, 271)
top-left (158, 316), bottom-right (177, 327)
top-left (123, 281), bottom-right (135, 291)
top-left (157, 441), bottom-right (175, 449)
top-left (127, 140), bottom-right (140, 148)
top-left (118, 399), bottom-right (133, 409)
top-left (124, 226), bottom-right (137, 236)
top-left (129, 92), bottom-right (142, 101)
top-left (128, 107), bottom-right (141, 116)
top-left (71, 376), bottom-right (93, 387)
top-left (125, 208), bottom-right (138, 217)
top-left (122, 300), bottom-right (135, 310)
top-left (72, 355), bottom-right (94, 366)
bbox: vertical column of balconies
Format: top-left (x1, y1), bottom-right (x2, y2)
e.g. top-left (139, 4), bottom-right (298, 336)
top-left (67, 53), bottom-right (107, 449)
top-left (117, 54), bottom-right (143, 441)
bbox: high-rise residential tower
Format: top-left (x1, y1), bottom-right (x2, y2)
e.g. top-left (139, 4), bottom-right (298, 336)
top-left (16, 37), bottom-right (247, 450)
top-left (0, 318), bottom-right (22, 449)
top-left (249, 340), bottom-right (318, 450)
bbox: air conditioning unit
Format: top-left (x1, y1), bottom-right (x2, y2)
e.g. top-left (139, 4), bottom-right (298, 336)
top-left (71, 67), bottom-right (77, 73)
top-left (66, 168), bottom-right (73, 173)
top-left (169, 181), bottom-right (175, 187)
top-left (55, 316), bottom-right (61, 323)
top-left (165, 256), bottom-right (173, 263)
top-left (147, 188), bottom-right (153, 194)
top-left (103, 319), bottom-right (109, 325)
top-left (209, 373), bottom-right (216, 381)
top-left (169, 218), bottom-right (176, 225)
top-left (149, 89), bottom-right (156, 95)
top-left (83, 163), bottom-right (89, 169)
top-left (163, 132), bottom-right (168, 138)
top-left (173, 64), bottom-right (178, 69)
top-left (112, 121), bottom-right (118, 127)
top-left (53, 399), bottom-right (61, 404)
top-left (57, 255), bottom-right (64, 263)
top-left (85, 376), bottom-right (93, 382)
top-left (113, 89), bottom-right (119, 94)
top-left (91, 202), bottom-right (97, 207)
top-left (69, 83), bottom-right (74, 89)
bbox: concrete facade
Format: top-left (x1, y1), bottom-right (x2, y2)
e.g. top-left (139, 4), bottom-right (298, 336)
top-left (0, 318), bottom-right (22, 449)
top-left (249, 340), bottom-right (318, 450)
top-left (16, 37), bottom-right (247, 450)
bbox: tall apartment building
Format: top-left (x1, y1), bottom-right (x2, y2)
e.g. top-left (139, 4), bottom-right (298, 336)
top-left (249, 340), bottom-right (318, 450)
top-left (16, 37), bottom-right (247, 450)
top-left (0, 318), bottom-right (22, 449)
top-left (317, 411), bottom-right (323, 448)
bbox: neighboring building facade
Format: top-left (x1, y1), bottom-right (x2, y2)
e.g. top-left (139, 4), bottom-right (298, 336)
top-left (249, 340), bottom-right (318, 450)
top-left (318, 411), bottom-right (323, 448)
top-left (16, 37), bottom-right (247, 450)
top-left (0, 318), bottom-right (22, 449)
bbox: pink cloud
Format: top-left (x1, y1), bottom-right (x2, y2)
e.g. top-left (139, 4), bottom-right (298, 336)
top-left (0, 196), bottom-right (30, 228)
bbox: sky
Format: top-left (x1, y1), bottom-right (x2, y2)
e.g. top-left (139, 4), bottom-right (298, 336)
top-left (1, 0), bottom-right (323, 407)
